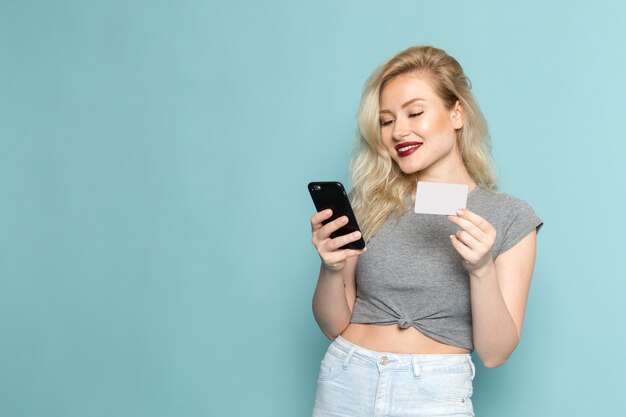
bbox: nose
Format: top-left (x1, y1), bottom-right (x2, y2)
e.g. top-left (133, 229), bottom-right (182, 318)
top-left (392, 117), bottom-right (411, 141)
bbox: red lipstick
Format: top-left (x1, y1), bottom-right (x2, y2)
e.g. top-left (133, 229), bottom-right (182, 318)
top-left (394, 142), bottom-right (422, 157)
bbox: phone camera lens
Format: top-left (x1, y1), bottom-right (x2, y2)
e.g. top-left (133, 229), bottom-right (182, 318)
top-left (313, 185), bottom-right (322, 191)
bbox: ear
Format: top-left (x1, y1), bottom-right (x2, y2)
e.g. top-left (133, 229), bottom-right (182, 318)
top-left (451, 100), bottom-right (464, 129)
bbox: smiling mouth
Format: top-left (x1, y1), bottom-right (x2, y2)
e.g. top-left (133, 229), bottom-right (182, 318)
top-left (395, 142), bottom-right (423, 157)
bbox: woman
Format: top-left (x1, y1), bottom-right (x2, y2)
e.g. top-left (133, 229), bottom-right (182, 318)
top-left (309, 46), bottom-right (542, 416)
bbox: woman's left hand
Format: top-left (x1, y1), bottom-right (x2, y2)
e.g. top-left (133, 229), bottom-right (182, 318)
top-left (447, 209), bottom-right (496, 273)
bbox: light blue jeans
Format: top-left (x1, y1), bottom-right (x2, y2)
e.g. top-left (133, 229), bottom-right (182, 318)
top-left (312, 336), bottom-right (475, 417)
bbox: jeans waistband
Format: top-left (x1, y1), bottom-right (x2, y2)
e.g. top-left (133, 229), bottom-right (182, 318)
top-left (329, 336), bottom-right (475, 377)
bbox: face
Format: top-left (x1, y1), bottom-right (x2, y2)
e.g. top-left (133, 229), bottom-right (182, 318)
top-left (378, 74), bottom-right (464, 179)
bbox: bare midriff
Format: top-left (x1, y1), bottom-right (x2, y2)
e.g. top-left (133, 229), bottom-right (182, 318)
top-left (341, 323), bottom-right (470, 354)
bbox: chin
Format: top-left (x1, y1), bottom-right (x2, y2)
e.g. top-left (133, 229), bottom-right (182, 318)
top-left (396, 162), bottom-right (424, 176)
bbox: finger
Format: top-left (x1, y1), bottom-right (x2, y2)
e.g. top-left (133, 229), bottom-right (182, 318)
top-left (328, 230), bottom-right (363, 251)
top-left (343, 247), bottom-right (367, 258)
top-left (447, 215), bottom-right (487, 242)
top-left (454, 209), bottom-right (494, 235)
top-left (310, 209), bottom-right (333, 231)
top-left (449, 234), bottom-right (473, 261)
top-left (322, 247), bottom-right (367, 268)
top-left (330, 247), bottom-right (367, 261)
top-left (318, 215), bottom-right (350, 240)
top-left (454, 229), bottom-right (481, 250)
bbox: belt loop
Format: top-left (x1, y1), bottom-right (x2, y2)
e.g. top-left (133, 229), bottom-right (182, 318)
top-left (411, 355), bottom-right (421, 378)
top-left (467, 356), bottom-right (476, 380)
top-left (342, 345), bottom-right (356, 370)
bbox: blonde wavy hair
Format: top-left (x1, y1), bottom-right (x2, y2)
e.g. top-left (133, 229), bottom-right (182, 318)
top-left (350, 46), bottom-right (497, 241)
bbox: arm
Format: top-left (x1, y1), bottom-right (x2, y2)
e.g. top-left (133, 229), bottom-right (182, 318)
top-left (310, 210), bottom-right (364, 339)
top-left (467, 232), bottom-right (536, 367)
top-left (312, 256), bottom-right (358, 339)
top-left (449, 209), bottom-right (538, 368)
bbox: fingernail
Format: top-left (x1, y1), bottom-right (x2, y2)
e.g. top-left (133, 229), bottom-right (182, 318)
top-left (449, 234), bottom-right (455, 239)
top-left (456, 209), bottom-right (464, 216)
top-left (353, 231), bottom-right (361, 238)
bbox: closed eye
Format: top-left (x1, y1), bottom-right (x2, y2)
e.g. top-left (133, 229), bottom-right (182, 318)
top-left (380, 119), bottom-right (394, 127)
top-left (409, 112), bottom-right (424, 118)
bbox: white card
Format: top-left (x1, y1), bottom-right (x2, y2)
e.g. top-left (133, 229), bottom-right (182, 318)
top-left (414, 182), bottom-right (468, 215)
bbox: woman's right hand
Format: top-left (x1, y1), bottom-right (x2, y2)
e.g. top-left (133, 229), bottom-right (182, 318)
top-left (310, 209), bottom-right (366, 272)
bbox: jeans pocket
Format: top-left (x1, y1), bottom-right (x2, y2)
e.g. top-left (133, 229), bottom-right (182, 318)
top-left (317, 351), bottom-right (343, 382)
top-left (317, 360), bottom-right (334, 381)
top-left (414, 369), bottom-right (472, 404)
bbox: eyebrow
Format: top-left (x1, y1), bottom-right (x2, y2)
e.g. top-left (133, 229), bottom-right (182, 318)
top-left (379, 98), bottom-right (426, 114)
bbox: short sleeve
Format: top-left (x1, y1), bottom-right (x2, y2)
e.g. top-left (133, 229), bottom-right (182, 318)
top-left (493, 198), bottom-right (543, 258)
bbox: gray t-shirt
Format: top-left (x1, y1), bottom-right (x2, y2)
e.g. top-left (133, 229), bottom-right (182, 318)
top-left (351, 185), bottom-right (543, 351)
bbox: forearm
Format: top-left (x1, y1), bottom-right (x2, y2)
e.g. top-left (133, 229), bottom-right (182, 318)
top-left (469, 261), bottom-right (520, 368)
top-left (312, 264), bottom-right (353, 339)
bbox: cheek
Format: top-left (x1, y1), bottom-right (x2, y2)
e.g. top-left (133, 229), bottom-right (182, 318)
top-left (415, 119), bottom-right (432, 131)
top-left (380, 131), bottom-right (394, 150)
top-left (419, 118), bottom-right (445, 135)
top-left (423, 120), bottom-right (456, 146)
top-left (382, 140), bottom-right (398, 160)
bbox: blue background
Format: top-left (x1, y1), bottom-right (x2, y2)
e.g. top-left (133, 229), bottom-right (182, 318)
top-left (1, 1), bottom-right (625, 416)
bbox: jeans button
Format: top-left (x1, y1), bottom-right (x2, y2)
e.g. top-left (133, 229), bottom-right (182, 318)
top-left (379, 355), bottom-right (389, 365)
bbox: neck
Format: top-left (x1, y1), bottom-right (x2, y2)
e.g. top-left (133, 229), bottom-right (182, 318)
top-left (414, 150), bottom-right (476, 190)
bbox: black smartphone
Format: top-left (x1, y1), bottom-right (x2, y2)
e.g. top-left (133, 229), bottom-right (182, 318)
top-left (308, 181), bottom-right (366, 250)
